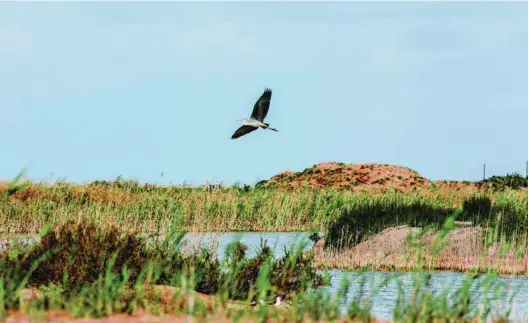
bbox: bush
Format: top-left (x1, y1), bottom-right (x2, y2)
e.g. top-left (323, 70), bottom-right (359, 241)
top-left (149, 239), bottom-right (222, 295)
top-left (1, 220), bottom-right (150, 287)
top-left (0, 221), bottom-right (325, 302)
top-left (479, 173), bottom-right (528, 191)
top-left (220, 239), bottom-right (324, 302)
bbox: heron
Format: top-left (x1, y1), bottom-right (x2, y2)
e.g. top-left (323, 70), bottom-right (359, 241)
top-left (231, 88), bottom-right (278, 139)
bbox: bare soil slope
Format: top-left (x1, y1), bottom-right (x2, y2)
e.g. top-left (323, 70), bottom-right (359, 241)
top-left (263, 162), bottom-right (481, 192)
top-left (312, 226), bottom-right (527, 276)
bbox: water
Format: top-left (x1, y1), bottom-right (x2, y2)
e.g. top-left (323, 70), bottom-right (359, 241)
top-left (182, 231), bottom-right (318, 260)
top-left (182, 231), bottom-right (529, 322)
top-left (326, 270), bottom-right (528, 321)
top-left (2, 231), bottom-right (527, 321)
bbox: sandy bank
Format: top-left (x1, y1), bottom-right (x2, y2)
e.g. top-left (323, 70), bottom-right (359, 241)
top-left (312, 226), bottom-right (527, 276)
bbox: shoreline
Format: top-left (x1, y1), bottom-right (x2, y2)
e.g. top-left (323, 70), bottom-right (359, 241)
top-left (2, 232), bottom-right (527, 278)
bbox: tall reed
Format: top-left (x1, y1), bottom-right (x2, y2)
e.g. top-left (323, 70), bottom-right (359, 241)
top-left (0, 215), bottom-right (521, 322)
top-left (1, 179), bottom-right (526, 237)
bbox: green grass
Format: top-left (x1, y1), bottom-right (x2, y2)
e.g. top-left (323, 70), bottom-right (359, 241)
top-left (0, 215), bottom-right (521, 322)
top-left (0, 174), bottom-right (526, 321)
top-left (0, 178), bottom-right (526, 237)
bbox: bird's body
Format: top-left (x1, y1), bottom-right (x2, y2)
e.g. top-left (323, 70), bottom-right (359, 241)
top-left (231, 88), bottom-right (278, 139)
top-left (249, 296), bottom-right (284, 307)
top-left (241, 118), bottom-right (277, 130)
top-left (241, 118), bottom-right (266, 127)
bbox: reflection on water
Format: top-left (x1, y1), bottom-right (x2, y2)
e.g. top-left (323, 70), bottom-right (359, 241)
top-left (183, 231), bottom-right (528, 321)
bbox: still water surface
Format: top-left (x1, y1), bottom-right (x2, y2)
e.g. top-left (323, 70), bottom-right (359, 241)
top-left (182, 231), bottom-right (528, 322)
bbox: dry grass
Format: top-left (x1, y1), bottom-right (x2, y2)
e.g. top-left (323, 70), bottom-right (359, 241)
top-left (313, 226), bottom-right (528, 276)
top-left (0, 180), bottom-right (526, 236)
top-left (1, 218), bottom-right (521, 322)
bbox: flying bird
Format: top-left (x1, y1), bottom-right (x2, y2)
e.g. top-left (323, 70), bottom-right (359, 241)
top-left (231, 88), bottom-right (278, 140)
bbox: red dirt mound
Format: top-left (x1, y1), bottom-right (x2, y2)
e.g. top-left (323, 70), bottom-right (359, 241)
top-left (263, 162), bottom-right (431, 191)
top-left (262, 162), bottom-right (487, 192)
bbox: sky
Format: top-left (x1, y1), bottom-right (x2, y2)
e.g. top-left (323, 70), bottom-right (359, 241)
top-left (0, 2), bottom-right (527, 186)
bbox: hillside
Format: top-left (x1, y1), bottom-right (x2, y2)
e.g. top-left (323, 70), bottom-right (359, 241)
top-left (261, 162), bottom-right (488, 192)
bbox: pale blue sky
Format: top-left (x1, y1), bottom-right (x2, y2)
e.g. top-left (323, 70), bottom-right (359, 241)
top-left (0, 2), bottom-right (527, 185)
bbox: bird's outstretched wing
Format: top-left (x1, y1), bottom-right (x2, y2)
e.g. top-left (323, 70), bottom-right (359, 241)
top-left (250, 88), bottom-right (272, 122)
top-left (231, 125), bottom-right (257, 139)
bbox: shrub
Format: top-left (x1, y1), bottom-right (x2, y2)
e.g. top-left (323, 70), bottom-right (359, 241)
top-left (480, 173), bottom-right (528, 191)
top-left (224, 239), bottom-right (325, 301)
top-left (0, 221), bottom-right (325, 302)
top-left (3, 220), bottom-right (150, 287)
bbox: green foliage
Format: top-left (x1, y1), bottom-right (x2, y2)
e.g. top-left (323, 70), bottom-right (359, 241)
top-left (1, 178), bottom-right (527, 236)
top-left (324, 201), bottom-right (455, 251)
top-left (461, 195), bottom-right (528, 241)
top-left (0, 220), bottom-right (325, 315)
top-left (0, 217), bottom-right (520, 322)
top-left (0, 168), bottom-right (525, 321)
top-left (6, 220), bottom-right (150, 287)
top-left (461, 194), bottom-right (494, 235)
top-left (308, 232), bottom-right (322, 246)
top-left (254, 180), bottom-right (268, 189)
top-left (4, 168), bottom-right (31, 197)
top-left (326, 192), bottom-right (528, 251)
top-left (480, 173), bottom-right (528, 191)
top-left (462, 195), bottom-right (492, 224)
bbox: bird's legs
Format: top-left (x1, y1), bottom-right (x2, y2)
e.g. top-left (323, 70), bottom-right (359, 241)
top-left (261, 123), bottom-right (278, 132)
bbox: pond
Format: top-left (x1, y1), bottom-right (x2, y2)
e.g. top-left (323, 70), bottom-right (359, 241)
top-left (182, 231), bottom-right (318, 260)
top-left (1, 231), bottom-right (527, 321)
top-left (182, 231), bottom-right (528, 322)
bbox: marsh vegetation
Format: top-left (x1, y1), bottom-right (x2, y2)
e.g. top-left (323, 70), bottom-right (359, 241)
top-left (0, 172), bottom-right (527, 321)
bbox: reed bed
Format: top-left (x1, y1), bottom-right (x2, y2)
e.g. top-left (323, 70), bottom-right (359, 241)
top-left (0, 180), bottom-right (526, 237)
top-left (0, 216), bottom-right (521, 322)
top-left (313, 229), bottom-right (528, 276)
